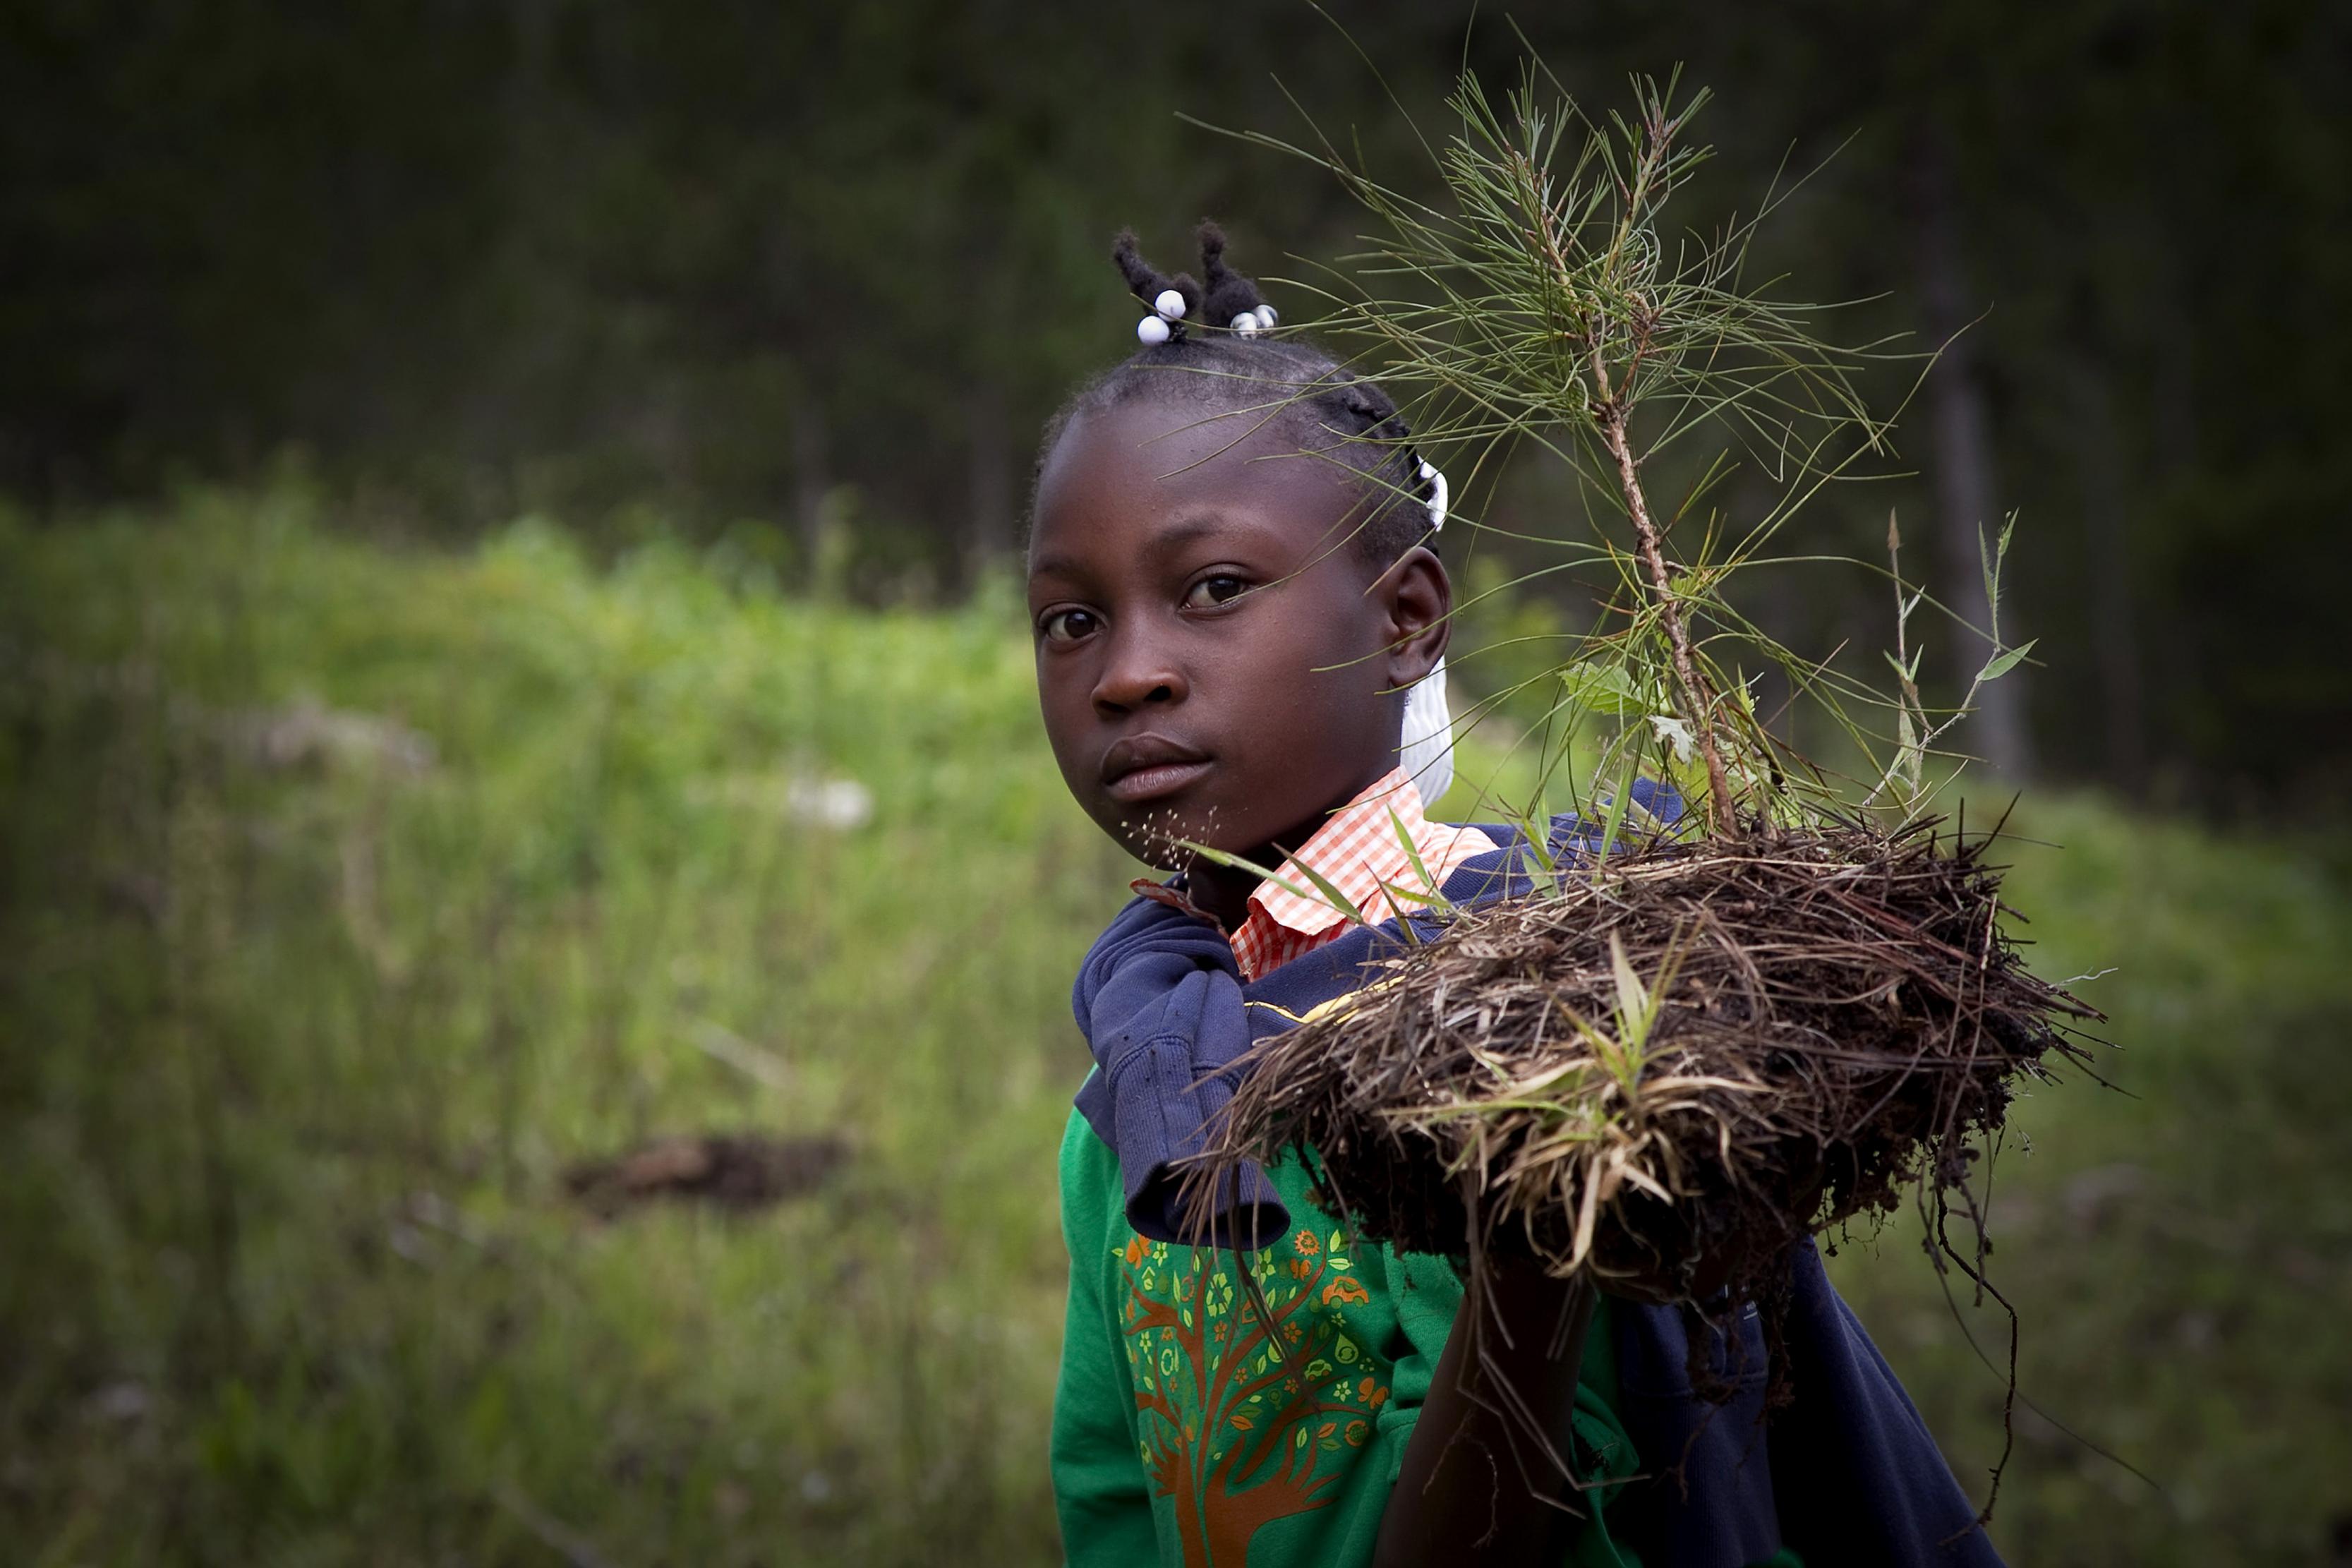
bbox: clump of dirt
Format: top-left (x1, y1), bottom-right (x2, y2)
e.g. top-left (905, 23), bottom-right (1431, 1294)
top-left (565, 1133), bottom-right (848, 1217)
top-left (1201, 820), bottom-right (2101, 1309)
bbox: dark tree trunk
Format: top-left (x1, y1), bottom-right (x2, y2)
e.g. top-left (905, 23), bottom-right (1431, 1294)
top-left (792, 398), bottom-right (830, 566)
top-left (967, 382), bottom-right (1014, 572)
top-left (1910, 128), bottom-right (2034, 780)
top-left (2073, 358), bottom-right (2147, 794)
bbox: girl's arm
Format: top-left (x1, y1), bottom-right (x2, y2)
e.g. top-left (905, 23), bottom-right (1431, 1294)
top-left (1373, 1263), bottom-right (1596, 1567)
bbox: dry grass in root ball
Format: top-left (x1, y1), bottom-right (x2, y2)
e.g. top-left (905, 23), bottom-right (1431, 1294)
top-left (1195, 821), bottom-right (2103, 1314)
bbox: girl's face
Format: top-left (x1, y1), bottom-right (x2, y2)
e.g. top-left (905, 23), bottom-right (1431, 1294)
top-left (1026, 398), bottom-right (1449, 879)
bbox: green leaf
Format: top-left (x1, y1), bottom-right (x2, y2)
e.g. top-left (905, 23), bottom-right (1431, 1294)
top-left (1284, 857), bottom-right (1369, 929)
top-left (1594, 745), bottom-right (1639, 866)
top-left (1980, 512), bottom-right (2020, 629)
top-left (1646, 713), bottom-right (1696, 764)
top-left (1178, 840), bottom-right (1349, 921)
top-left (1385, 807), bottom-right (1447, 905)
top-left (1978, 525), bottom-right (2000, 621)
top-left (1499, 798), bottom-right (1559, 878)
top-left (1608, 932), bottom-right (1648, 1035)
top-left (1560, 660), bottom-right (1642, 717)
top-left (1895, 707), bottom-right (1922, 792)
top-left (1374, 812), bottom-right (1453, 927)
top-left (1373, 878), bottom-right (1449, 910)
top-left (1976, 638), bottom-right (2039, 684)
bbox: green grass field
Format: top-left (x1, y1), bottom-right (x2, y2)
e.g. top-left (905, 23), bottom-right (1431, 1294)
top-left (4, 492), bottom-right (2347, 1565)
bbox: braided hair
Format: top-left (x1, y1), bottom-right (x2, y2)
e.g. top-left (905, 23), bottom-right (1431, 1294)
top-left (1035, 222), bottom-right (1441, 569)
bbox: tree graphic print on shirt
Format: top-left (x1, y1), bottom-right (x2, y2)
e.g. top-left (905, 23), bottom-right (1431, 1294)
top-left (1120, 1224), bottom-right (1392, 1567)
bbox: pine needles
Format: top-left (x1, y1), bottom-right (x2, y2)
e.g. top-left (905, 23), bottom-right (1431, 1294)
top-left (1188, 50), bottom-right (2095, 1411)
top-left (1213, 55), bottom-right (2024, 818)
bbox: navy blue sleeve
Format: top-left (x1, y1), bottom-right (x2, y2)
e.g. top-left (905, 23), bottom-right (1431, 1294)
top-left (1610, 1296), bottom-right (1787, 1567)
top-left (1069, 895), bottom-right (1286, 1248)
top-left (1767, 1243), bottom-right (2004, 1567)
top-left (1608, 1244), bottom-right (2003, 1568)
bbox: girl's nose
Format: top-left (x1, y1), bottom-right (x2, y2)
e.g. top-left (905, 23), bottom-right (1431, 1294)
top-left (1091, 627), bottom-right (1188, 715)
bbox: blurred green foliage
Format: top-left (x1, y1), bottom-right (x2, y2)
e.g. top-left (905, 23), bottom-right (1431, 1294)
top-left (1831, 795), bottom-right (2352, 1561)
top-left (1, 489), bottom-right (1115, 1563)
top-left (1, 496), bottom-right (2347, 1564)
top-left (4, 1), bottom-right (2349, 807)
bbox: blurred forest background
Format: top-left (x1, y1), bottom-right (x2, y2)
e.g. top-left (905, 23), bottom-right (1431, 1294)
top-left (2, 2), bottom-right (2348, 1565)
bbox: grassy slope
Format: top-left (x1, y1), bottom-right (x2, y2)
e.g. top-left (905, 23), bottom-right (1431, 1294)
top-left (1, 496), bottom-right (2345, 1565)
top-left (1826, 795), bottom-right (2352, 1562)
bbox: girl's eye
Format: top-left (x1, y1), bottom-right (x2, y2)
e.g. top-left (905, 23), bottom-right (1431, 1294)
top-left (1039, 608), bottom-right (1099, 644)
top-left (1183, 574), bottom-right (1248, 610)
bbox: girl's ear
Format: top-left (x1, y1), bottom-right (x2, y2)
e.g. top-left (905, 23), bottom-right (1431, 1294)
top-left (1378, 545), bottom-right (1451, 688)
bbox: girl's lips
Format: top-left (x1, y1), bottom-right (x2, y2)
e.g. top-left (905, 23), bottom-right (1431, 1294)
top-left (1104, 759), bottom-right (1214, 804)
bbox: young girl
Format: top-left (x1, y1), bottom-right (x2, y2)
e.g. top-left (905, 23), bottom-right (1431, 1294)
top-left (1029, 225), bottom-right (1998, 1568)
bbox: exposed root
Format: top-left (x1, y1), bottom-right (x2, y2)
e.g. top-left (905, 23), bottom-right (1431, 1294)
top-left (1198, 819), bottom-right (2101, 1311)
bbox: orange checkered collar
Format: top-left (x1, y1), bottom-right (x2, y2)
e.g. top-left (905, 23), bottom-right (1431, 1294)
top-left (1132, 769), bottom-right (1500, 983)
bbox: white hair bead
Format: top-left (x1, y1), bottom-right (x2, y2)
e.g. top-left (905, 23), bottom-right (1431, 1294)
top-left (1230, 313), bottom-right (1260, 337)
top-left (1254, 303), bottom-right (1278, 329)
top-left (1135, 315), bottom-right (1172, 346)
top-left (1152, 289), bottom-right (1188, 321)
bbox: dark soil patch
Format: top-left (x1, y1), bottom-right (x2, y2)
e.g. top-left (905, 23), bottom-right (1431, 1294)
top-left (565, 1133), bottom-right (848, 1217)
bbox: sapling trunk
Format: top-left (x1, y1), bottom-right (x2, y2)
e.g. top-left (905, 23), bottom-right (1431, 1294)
top-left (1594, 392), bottom-right (1736, 836)
top-left (1512, 104), bottom-right (1740, 839)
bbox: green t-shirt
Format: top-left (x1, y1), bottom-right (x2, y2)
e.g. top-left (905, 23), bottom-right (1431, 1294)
top-left (1049, 1106), bottom-right (1641, 1568)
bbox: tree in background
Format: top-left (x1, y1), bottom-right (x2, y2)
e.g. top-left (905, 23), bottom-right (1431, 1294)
top-left (1, 0), bottom-right (2345, 809)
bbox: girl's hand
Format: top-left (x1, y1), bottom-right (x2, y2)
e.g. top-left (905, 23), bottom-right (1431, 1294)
top-left (1374, 1260), bottom-right (1599, 1567)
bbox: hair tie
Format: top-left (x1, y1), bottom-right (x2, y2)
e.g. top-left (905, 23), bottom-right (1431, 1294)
top-left (1399, 455), bottom-right (1455, 800)
top-left (1400, 657), bottom-right (1453, 804)
top-left (1417, 459), bottom-right (1449, 531)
